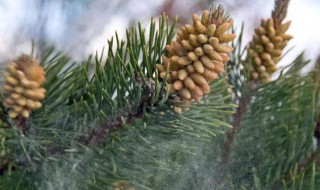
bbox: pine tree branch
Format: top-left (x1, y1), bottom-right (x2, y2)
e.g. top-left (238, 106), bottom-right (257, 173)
top-left (17, 117), bottom-right (27, 135)
top-left (276, 150), bottom-right (320, 189)
top-left (82, 88), bottom-right (153, 145)
top-left (276, 120), bottom-right (320, 188)
top-left (297, 153), bottom-right (320, 171)
top-left (222, 81), bottom-right (258, 165)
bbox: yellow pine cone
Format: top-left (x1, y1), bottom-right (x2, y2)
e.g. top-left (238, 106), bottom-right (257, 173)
top-left (2, 55), bottom-right (46, 119)
top-left (156, 8), bottom-right (236, 113)
top-left (248, 18), bottom-right (292, 82)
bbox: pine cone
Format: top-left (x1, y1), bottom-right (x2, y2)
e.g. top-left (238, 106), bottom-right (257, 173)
top-left (2, 55), bottom-right (46, 119)
top-left (248, 18), bottom-right (292, 82)
top-left (156, 8), bottom-right (236, 112)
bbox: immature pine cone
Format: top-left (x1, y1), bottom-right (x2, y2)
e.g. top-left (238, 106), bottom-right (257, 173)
top-left (248, 18), bottom-right (292, 82)
top-left (2, 55), bottom-right (46, 119)
top-left (156, 8), bottom-right (236, 113)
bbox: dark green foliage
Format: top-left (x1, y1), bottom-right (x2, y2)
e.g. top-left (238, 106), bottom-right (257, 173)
top-left (1, 2), bottom-right (320, 189)
top-left (0, 15), bottom-right (235, 190)
top-left (230, 70), bottom-right (316, 188)
top-left (213, 21), bottom-right (320, 189)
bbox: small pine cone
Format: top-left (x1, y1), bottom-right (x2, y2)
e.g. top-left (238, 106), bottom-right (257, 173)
top-left (173, 106), bottom-right (182, 114)
top-left (2, 55), bottom-right (46, 119)
top-left (203, 68), bottom-right (218, 82)
top-left (200, 56), bottom-right (215, 70)
top-left (197, 34), bottom-right (208, 44)
top-left (190, 86), bottom-right (203, 102)
top-left (248, 17), bottom-right (292, 83)
top-left (156, 7), bottom-right (236, 113)
top-left (173, 80), bottom-right (183, 91)
top-left (250, 71), bottom-right (259, 80)
top-left (183, 76), bottom-right (196, 90)
top-left (193, 61), bottom-right (205, 74)
top-left (186, 64), bottom-right (195, 73)
top-left (173, 96), bottom-right (191, 113)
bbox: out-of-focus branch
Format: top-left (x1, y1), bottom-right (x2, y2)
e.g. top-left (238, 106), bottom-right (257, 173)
top-left (272, 0), bottom-right (291, 27)
top-left (222, 81), bottom-right (258, 165)
top-left (158, 0), bottom-right (212, 26)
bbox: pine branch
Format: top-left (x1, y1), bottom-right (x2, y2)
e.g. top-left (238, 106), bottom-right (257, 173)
top-left (0, 11), bottom-right (237, 189)
top-left (222, 20), bottom-right (257, 166)
top-left (228, 68), bottom-right (316, 188)
top-left (222, 0), bottom-right (294, 172)
top-left (1, 1), bottom-right (317, 189)
top-left (222, 80), bottom-right (258, 165)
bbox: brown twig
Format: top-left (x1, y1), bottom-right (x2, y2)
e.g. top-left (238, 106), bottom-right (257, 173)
top-left (222, 81), bottom-right (258, 165)
top-left (83, 76), bottom-right (156, 145)
top-left (17, 117), bottom-right (27, 135)
top-left (81, 103), bottom-right (147, 146)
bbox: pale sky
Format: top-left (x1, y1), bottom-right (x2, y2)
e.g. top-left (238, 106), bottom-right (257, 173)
top-left (0, 0), bottom-right (319, 73)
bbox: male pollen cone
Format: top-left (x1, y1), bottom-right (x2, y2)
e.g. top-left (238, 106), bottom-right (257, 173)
top-left (249, 18), bottom-right (292, 82)
top-left (2, 55), bottom-right (46, 119)
top-left (156, 7), bottom-right (236, 113)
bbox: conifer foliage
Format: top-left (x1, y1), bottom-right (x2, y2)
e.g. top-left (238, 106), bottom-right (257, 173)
top-left (1, 0), bottom-right (320, 189)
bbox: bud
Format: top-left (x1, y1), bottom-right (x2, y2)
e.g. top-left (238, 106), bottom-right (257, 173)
top-left (206, 24), bottom-right (217, 36)
top-left (179, 88), bottom-right (192, 100)
top-left (178, 69), bottom-right (188, 80)
top-left (215, 22), bottom-right (231, 37)
top-left (219, 33), bottom-right (236, 43)
top-left (173, 80), bottom-right (183, 90)
top-left (183, 76), bottom-right (196, 90)
top-left (197, 34), bottom-right (208, 44)
top-left (193, 61), bottom-right (205, 74)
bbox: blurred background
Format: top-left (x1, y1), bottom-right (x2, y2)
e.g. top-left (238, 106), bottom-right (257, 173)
top-left (0, 0), bottom-right (319, 72)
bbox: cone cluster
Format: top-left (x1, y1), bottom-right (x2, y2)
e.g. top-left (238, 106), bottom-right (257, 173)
top-left (2, 55), bottom-right (46, 119)
top-left (248, 18), bottom-right (292, 82)
top-left (156, 9), bottom-right (236, 113)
